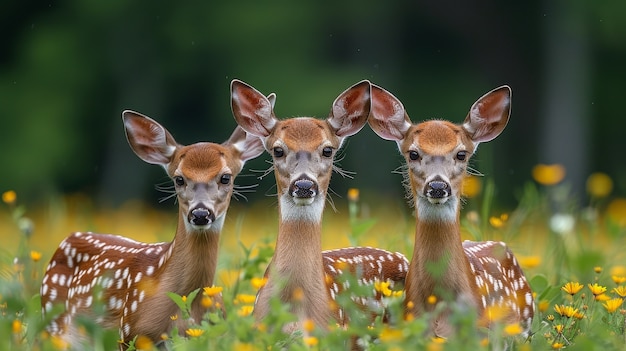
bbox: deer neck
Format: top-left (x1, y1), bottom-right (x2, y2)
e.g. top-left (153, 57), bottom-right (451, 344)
top-left (160, 213), bottom-right (221, 294)
top-left (405, 196), bottom-right (477, 313)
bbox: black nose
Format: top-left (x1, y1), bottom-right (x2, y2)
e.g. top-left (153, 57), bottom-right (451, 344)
top-left (426, 180), bottom-right (449, 199)
top-left (188, 208), bottom-right (215, 226)
top-left (291, 178), bottom-right (317, 198)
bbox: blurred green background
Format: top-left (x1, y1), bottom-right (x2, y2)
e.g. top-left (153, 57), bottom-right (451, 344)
top-left (2, 0), bottom-right (626, 210)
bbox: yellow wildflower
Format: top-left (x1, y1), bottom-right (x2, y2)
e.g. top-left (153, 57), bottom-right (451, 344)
top-left (607, 198), bottom-right (626, 227)
top-left (554, 304), bottom-right (577, 318)
top-left (170, 314), bottom-right (178, 320)
top-left (234, 294), bottom-right (256, 305)
top-left (251, 277), bottom-right (267, 290)
top-left (561, 282), bottom-right (584, 295)
top-left (30, 251), bottom-right (42, 262)
top-left (573, 311), bottom-right (585, 320)
top-left (292, 287), bottom-right (304, 301)
top-left (185, 328), bottom-right (204, 337)
top-left (489, 213), bottom-right (508, 228)
top-left (586, 172), bottom-right (613, 198)
top-left (503, 323), bottom-right (523, 336)
top-left (134, 335), bottom-right (154, 350)
top-left (203, 286), bottom-right (223, 297)
top-left (12, 320), bottom-right (22, 334)
top-left (374, 280), bottom-right (392, 297)
top-left (303, 336), bottom-right (318, 347)
top-left (427, 295), bottom-right (437, 305)
top-left (518, 256), bottom-right (541, 269)
top-left (613, 286), bottom-right (626, 297)
top-left (611, 265), bottom-right (626, 277)
top-left (379, 326), bottom-right (403, 341)
top-left (588, 283), bottom-right (607, 296)
top-left (552, 342), bottom-right (565, 349)
top-left (532, 164), bottom-right (565, 185)
top-left (181, 295), bottom-right (187, 303)
top-left (50, 335), bottom-right (69, 350)
top-left (347, 188), bottom-right (360, 202)
top-left (546, 314), bottom-right (555, 321)
top-left (595, 293), bottom-right (611, 302)
top-left (201, 296), bottom-right (213, 308)
top-left (603, 298), bottom-right (624, 313)
top-left (237, 305), bottom-right (254, 317)
top-left (594, 266), bottom-right (603, 274)
top-left (2, 190), bottom-right (16, 205)
top-left (233, 342), bottom-right (256, 351)
top-left (538, 299), bottom-right (550, 313)
top-left (303, 319), bottom-right (315, 332)
top-left (554, 324), bottom-right (564, 334)
top-left (461, 175), bottom-right (482, 198)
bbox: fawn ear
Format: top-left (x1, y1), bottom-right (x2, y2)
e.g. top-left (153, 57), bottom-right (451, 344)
top-left (224, 126), bottom-right (265, 163)
top-left (368, 84), bottom-right (412, 142)
top-left (327, 80), bottom-right (371, 138)
top-left (122, 110), bottom-right (178, 166)
top-left (462, 86), bottom-right (511, 144)
top-left (231, 79), bottom-right (276, 138)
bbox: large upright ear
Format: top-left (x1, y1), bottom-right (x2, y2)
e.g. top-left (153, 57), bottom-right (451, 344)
top-left (368, 83), bottom-right (412, 142)
top-left (327, 80), bottom-right (371, 138)
top-left (122, 110), bottom-right (178, 166)
top-left (462, 85), bottom-right (511, 144)
top-left (224, 126), bottom-right (266, 163)
top-left (231, 79), bottom-right (276, 138)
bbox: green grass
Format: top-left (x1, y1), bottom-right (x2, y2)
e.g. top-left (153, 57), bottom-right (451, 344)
top-left (2, 174), bottom-right (626, 350)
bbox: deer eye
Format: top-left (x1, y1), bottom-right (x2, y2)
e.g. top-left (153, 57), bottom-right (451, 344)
top-left (322, 147), bottom-right (333, 158)
top-left (273, 147), bottom-right (284, 158)
top-left (220, 174), bottom-right (232, 184)
top-left (409, 150), bottom-right (420, 161)
top-left (173, 176), bottom-right (185, 187)
top-left (456, 151), bottom-right (467, 161)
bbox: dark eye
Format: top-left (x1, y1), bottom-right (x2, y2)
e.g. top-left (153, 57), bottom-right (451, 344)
top-left (409, 150), bottom-right (420, 161)
top-left (273, 147), bottom-right (284, 158)
top-left (220, 174), bottom-right (232, 184)
top-left (174, 176), bottom-right (185, 186)
top-left (322, 147), bottom-right (333, 158)
top-left (456, 151), bottom-right (467, 161)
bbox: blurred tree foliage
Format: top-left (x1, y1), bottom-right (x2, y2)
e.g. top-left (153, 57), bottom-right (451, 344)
top-left (1, 0), bottom-right (625, 209)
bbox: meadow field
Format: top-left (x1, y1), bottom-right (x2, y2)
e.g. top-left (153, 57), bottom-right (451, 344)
top-left (1, 167), bottom-right (626, 350)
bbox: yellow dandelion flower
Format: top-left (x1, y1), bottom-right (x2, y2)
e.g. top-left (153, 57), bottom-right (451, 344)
top-left (218, 269), bottom-right (240, 288)
top-left (607, 198), bottom-right (626, 227)
top-left (203, 285), bottom-right (223, 297)
top-left (234, 294), bottom-right (256, 305)
top-left (303, 336), bottom-right (318, 346)
top-left (427, 336), bottom-right (446, 351)
top-left (391, 290), bottom-right (403, 298)
top-left (554, 304), bottom-right (577, 318)
top-left (233, 342), bottom-right (256, 351)
top-left (546, 314), bottom-right (555, 321)
top-left (2, 190), bottom-right (16, 205)
top-left (160, 333), bottom-right (168, 341)
top-left (532, 164), bottom-right (565, 186)
top-left (181, 295), bottom-right (187, 303)
top-left (612, 276), bottom-right (626, 285)
top-left (303, 319), bottom-right (315, 332)
top-left (50, 335), bottom-right (69, 350)
top-left (427, 295), bottom-right (437, 305)
top-left (170, 314), bottom-right (178, 320)
top-left (538, 300), bottom-right (550, 313)
top-left (185, 328), bottom-right (204, 337)
top-left (30, 250), bottom-right (42, 262)
top-left (518, 255), bottom-right (541, 269)
top-left (237, 305), bottom-right (254, 317)
top-left (594, 266), bottom-right (603, 274)
top-left (552, 342), bottom-right (565, 349)
top-left (603, 298), bottom-right (624, 313)
top-left (374, 280), bottom-right (392, 297)
top-left (611, 265), bottom-right (626, 277)
top-left (613, 286), bottom-right (626, 297)
top-left (562, 282), bottom-right (584, 295)
top-left (405, 312), bottom-right (415, 322)
top-left (503, 323), bottom-right (523, 336)
top-left (134, 335), bottom-right (154, 350)
top-left (588, 283), bottom-right (607, 296)
top-left (12, 320), bottom-right (22, 334)
top-left (461, 175), bottom-right (482, 198)
top-left (573, 311), bottom-right (585, 320)
top-left (251, 277), bottom-right (267, 290)
top-left (201, 296), bottom-right (213, 308)
top-left (586, 172), bottom-right (613, 198)
top-left (554, 324), bottom-right (564, 334)
top-left (347, 188), bottom-right (360, 202)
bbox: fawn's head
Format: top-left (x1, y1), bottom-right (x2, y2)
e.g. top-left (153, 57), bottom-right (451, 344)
top-left (230, 80), bottom-right (371, 222)
top-left (123, 111), bottom-right (264, 233)
top-left (369, 85), bottom-right (511, 221)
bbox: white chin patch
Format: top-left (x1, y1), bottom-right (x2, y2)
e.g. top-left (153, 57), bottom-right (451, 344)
top-left (293, 197), bottom-right (315, 206)
top-left (417, 197), bottom-right (457, 222)
top-left (280, 196), bottom-right (324, 223)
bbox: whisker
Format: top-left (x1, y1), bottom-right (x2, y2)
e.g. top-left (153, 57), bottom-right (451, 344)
top-left (333, 165), bottom-right (355, 179)
top-left (158, 192), bottom-right (178, 204)
top-left (249, 162), bottom-right (275, 180)
top-left (325, 191), bottom-right (338, 213)
top-left (466, 166), bottom-right (484, 177)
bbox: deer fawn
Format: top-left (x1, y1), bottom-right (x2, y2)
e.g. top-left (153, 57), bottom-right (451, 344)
top-left (230, 79), bottom-right (408, 333)
top-left (368, 84), bottom-right (534, 337)
top-left (40, 111), bottom-right (264, 349)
